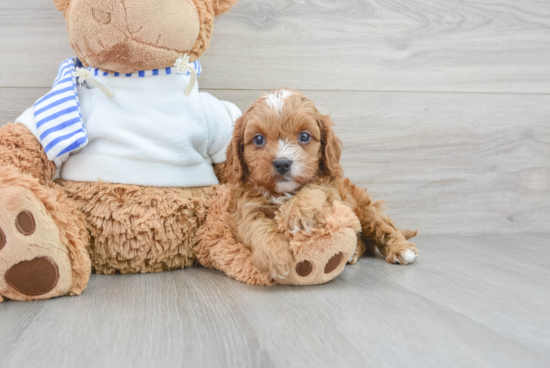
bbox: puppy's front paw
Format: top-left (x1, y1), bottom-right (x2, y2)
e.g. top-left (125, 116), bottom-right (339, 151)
top-left (277, 189), bottom-right (329, 235)
top-left (252, 243), bottom-right (294, 280)
top-left (282, 203), bottom-right (325, 235)
top-left (286, 211), bottom-right (319, 234)
top-left (386, 243), bottom-right (419, 265)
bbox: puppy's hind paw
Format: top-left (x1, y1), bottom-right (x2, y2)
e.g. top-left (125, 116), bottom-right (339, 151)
top-left (396, 249), bottom-right (418, 264)
top-left (387, 246), bottom-right (419, 265)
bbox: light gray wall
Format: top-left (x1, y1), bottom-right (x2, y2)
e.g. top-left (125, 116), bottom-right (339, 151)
top-left (1, 0), bottom-right (549, 235)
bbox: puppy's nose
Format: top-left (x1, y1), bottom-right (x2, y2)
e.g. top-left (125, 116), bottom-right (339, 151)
top-left (273, 159), bottom-right (293, 175)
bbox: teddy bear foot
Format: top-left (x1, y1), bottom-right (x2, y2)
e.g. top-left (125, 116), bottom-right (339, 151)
top-left (0, 187), bottom-right (71, 301)
top-left (275, 227), bottom-right (358, 286)
top-left (0, 168), bottom-right (90, 302)
top-left (275, 201), bottom-right (361, 286)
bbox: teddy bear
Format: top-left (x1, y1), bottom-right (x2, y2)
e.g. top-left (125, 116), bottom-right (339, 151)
top-left (0, 0), bottom-right (242, 302)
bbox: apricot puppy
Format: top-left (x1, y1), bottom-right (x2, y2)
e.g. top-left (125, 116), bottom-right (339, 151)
top-left (217, 89), bottom-right (419, 280)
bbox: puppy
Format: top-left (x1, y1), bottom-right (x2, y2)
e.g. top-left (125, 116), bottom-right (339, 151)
top-left (223, 89), bottom-right (419, 279)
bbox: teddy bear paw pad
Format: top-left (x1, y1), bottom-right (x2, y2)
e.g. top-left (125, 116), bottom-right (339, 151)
top-left (5, 257), bottom-right (59, 296)
top-left (296, 260), bottom-right (313, 277)
top-left (324, 252), bottom-right (344, 274)
top-left (0, 187), bottom-right (74, 301)
top-left (275, 228), bottom-right (358, 286)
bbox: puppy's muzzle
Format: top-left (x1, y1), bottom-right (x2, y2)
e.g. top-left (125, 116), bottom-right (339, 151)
top-left (273, 159), bottom-right (293, 175)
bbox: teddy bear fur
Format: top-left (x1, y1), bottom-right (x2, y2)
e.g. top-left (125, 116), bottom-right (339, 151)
top-left (0, 0), bottom-right (238, 302)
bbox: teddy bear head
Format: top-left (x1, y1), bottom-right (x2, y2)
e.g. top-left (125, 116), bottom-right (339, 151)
top-left (52, 0), bottom-right (238, 73)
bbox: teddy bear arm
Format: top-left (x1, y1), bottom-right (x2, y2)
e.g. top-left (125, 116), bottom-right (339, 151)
top-left (0, 123), bottom-right (56, 185)
top-left (274, 199), bottom-right (361, 286)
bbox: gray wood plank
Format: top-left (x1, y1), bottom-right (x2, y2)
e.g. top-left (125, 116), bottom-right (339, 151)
top-left (1, 0), bottom-right (550, 93)
top-left (0, 232), bottom-right (549, 368)
top-left (389, 232), bottom-right (550, 355)
top-left (2, 87), bottom-right (549, 235)
top-left (0, 88), bottom-right (49, 125)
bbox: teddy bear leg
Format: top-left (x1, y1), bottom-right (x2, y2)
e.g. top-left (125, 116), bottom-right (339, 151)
top-left (58, 181), bottom-right (224, 275)
top-left (0, 166), bottom-right (91, 301)
top-left (274, 201), bottom-right (361, 286)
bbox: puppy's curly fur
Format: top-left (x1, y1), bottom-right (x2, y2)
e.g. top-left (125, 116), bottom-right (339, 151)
top-left (217, 89), bottom-right (419, 278)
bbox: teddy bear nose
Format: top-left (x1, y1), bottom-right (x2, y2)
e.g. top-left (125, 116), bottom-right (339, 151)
top-left (273, 159), bottom-right (293, 175)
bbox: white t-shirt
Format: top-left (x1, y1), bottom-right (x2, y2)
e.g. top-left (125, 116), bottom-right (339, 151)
top-left (16, 67), bottom-right (241, 187)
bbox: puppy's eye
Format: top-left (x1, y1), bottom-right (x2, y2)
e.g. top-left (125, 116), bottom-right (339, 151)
top-left (253, 134), bottom-right (266, 147)
top-left (299, 132), bottom-right (311, 144)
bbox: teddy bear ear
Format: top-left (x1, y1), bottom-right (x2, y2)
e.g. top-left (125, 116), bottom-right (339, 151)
top-left (52, 0), bottom-right (71, 13)
top-left (211, 0), bottom-right (239, 17)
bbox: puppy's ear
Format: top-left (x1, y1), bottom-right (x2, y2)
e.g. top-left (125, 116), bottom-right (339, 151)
top-left (211, 0), bottom-right (239, 17)
top-left (225, 113), bottom-right (248, 184)
top-left (318, 114), bottom-right (344, 179)
top-left (52, 0), bottom-right (71, 15)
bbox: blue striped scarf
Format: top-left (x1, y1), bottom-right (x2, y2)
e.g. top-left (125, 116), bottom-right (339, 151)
top-left (33, 57), bottom-right (202, 161)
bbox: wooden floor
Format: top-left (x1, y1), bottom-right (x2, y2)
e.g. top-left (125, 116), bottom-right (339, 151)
top-left (1, 232), bottom-right (549, 368)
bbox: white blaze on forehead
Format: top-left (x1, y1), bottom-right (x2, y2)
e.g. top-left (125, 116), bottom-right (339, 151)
top-left (264, 89), bottom-right (294, 115)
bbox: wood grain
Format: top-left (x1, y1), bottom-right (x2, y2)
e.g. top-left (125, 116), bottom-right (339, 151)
top-left (3, 87), bottom-right (548, 235)
top-left (0, 232), bottom-right (549, 368)
top-left (1, 0), bottom-right (550, 93)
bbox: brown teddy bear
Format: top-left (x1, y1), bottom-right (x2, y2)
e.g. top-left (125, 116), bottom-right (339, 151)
top-left (0, 0), bottom-right (240, 302)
